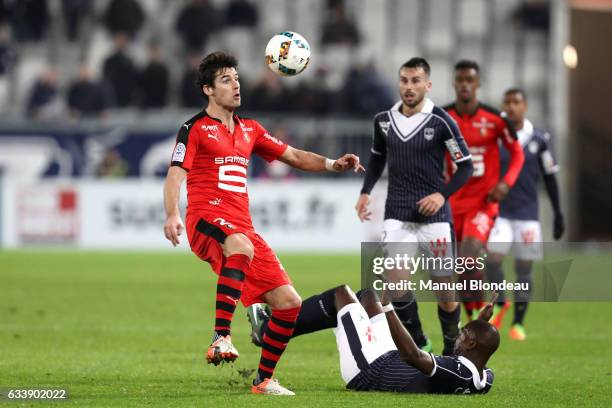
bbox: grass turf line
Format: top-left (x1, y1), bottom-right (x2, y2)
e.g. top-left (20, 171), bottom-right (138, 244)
top-left (1, 251), bottom-right (611, 407)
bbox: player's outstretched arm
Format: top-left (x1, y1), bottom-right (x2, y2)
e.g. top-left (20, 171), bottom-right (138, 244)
top-left (163, 166), bottom-right (187, 247)
top-left (279, 145), bottom-right (364, 173)
top-left (381, 295), bottom-right (435, 375)
top-left (476, 292), bottom-right (500, 321)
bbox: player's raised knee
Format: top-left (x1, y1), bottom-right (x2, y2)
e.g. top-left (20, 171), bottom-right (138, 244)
top-left (334, 284), bottom-right (353, 298)
top-left (286, 293), bottom-right (302, 309)
top-left (334, 285), bottom-right (357, 310)
top-left (357, 289), bottom-right (384, 317)
top-left (224, 233), bottom-right (254, 259)
top-left (264, 285), bottom-right (302, 310)
top-left (275, 291), bottom-right (302, 310)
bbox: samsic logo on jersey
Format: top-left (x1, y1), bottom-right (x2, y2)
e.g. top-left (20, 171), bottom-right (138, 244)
top-left (214, 156), bottom-right (249, 166)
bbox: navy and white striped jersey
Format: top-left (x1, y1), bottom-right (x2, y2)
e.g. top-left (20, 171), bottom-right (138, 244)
top-left (370, 99), bottom-right (471, 223)
top-left (500, 119), bottom-right (559, 220)
top-left (347, 350), bottom-right (494, 394)
top-left (428, 353), bottom-right (494, 394)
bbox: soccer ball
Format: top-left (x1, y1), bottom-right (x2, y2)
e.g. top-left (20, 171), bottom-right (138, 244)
top-left (265, 31), bottom-right (311, 76)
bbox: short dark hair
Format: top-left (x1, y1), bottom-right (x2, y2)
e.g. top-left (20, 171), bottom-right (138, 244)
top-left (197, 51), bottom-right (239, 98)
top-left (454, 59), bottom-right (480, 73)
top-left (504, 87), bottom-right (527, 101)
top-left (400, 57), bottom-right (431, 77)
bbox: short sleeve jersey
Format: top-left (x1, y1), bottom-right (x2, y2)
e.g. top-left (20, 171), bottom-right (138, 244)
top-left (170, 111), bottom-right (287, 229)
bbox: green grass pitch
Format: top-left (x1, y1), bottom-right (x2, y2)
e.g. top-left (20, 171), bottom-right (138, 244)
top-left (1, 251), bottom-right (611, 407)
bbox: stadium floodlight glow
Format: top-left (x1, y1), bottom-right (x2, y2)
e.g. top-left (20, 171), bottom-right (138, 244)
top-left (563, 45), bottom-right (578, 69)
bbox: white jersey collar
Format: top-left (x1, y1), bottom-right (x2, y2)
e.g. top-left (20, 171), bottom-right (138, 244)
top-left (391, 98), bottom-right (435, 115)
top-left (458, 355), bottom-right (487, 390)
top-left (517, 118), bottom-right (534, 146)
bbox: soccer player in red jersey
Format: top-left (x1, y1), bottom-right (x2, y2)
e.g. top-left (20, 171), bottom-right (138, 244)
top-left (444, 60), bottom-right (525, 319)
top-left (163, 51), bottom-right (363, 395)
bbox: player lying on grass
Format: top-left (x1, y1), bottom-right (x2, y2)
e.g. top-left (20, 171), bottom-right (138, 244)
top-left (248, 288), bottom-right (499, 394)
top-left (163, 51), bottom-right (363, 395)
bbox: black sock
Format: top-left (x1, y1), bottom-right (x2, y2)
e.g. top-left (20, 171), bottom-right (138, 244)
top-left (513, 260), bottom-right (532, 325)
top-left (438, 304), bottom-right (461, 355)
top-left (291, 287), bottom-right (337, 337)
top-left (513, 302), bottom-right (529, 325)
top-left (392, 297), bottom-right (427, 348)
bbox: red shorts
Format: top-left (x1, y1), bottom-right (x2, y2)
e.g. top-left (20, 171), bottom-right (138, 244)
top-left (453, 207), bottom-right (497, 244)
top-left (186, 211), bottom-right (291, 307)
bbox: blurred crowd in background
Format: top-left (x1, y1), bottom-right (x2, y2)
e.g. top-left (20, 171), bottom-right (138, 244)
top-left (0, 0), bottom-right (549, 120)
top-left (0, 0), bottom-right (558, 182)
top-left (0, 0), bottom-right (400, 119)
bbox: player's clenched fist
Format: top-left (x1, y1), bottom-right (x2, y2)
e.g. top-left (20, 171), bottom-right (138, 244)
top-left (355, 193), bottom-right (372, 222)
top-left (164, 214), bottom-right (184, 247)
top-left (333, 154), bottom-right (365, 172)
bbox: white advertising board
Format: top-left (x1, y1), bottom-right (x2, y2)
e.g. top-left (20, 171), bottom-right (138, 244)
top-left (1, 179), bottom-right (365, 251)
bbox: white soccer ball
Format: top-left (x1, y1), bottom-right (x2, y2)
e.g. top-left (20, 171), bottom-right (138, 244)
top-left (265, 31), bottom-right (311, 76)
